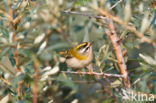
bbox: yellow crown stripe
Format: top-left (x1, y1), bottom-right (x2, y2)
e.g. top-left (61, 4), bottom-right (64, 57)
top-left (76, 42), bottom-right (88, 50)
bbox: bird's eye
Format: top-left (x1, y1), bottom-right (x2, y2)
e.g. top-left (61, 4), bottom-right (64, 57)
top-left (85, 47), bottom-right (89, 52)
top-left (78, 46), bottom-right (90, 54)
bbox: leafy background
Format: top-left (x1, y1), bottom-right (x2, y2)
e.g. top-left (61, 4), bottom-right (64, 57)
top-left (0, 0), bottom-right (156, 103)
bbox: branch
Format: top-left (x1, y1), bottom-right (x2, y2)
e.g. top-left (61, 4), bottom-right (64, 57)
top-left (61, 71), bottom-right (123, 78)
top-left (109, 0), bottom-right (123, 10)
top-left (0, 76), bottom-right (11, 86)
top-left (105, 19), bottom-right (130, 88)
top-left (13, 13), bottom-right (24, 24)
top-left (93, 7), bottom-right (156, 47)
top-left (0, 9), bottom-right (11, 19)
top-left (32, 55), bottom-right (40, 103)
top-left (8, 2), bottom-right (21, 98)
top-left (62, 10), bottom-right (107, 20)
top-left (8, 4), bottom-right (16, 42)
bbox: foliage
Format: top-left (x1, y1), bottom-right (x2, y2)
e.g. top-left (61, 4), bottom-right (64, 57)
top-left (0, 0), bottom-right (155, 103)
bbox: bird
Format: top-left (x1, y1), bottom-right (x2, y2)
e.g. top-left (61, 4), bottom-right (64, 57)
top-left (58, 42), bottom-right (93, 69)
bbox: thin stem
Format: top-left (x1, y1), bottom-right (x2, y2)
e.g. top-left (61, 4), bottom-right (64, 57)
top-left (0, 76), bottom-right (11, 86)
top-left (62, 10), bottom-right (107, 20)
top-left (61, 71), bottom-right (123, 78)
top-left (109, 0), bottom-right (123, 10)
top-left (8, 1), bottom-right (22, 98)
top-left (32, 55), bottom-right (40, 103)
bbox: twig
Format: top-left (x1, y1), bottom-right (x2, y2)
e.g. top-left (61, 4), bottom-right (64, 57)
top-left (0, 9), bottom-right (11, 19)
top-left (32, 55), bottom-right (40, 103)
top-left (93, 7), bottom-right (156, 47)
top-left (62, 10), bottom-right (107, 20)
top-left (132, 78), bottom-right (141, 86)
top-left (61, 71), bottom-right (123, 78)
top-left (8, 1), bottom-right (22, 98)
top-left (13, 50), bottom-right (20, 72)
top-left (0, 76), bottom-right (11, 86)
top-left (8, 4), bottom-right (16, 42)
top-left (62, 10), bottom-right (108, 28)
top-left (13, 13), bottom-right (24, 24)
top-left (109, 0), bottom-right (123, 10)
top-left (105, 19), bottom-right (130, 88)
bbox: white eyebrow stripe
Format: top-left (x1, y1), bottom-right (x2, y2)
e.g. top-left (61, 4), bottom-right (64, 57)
top-left (79, 48), bottom-right (86, 53)
top-left (78, 46), bottom-right (90, 54)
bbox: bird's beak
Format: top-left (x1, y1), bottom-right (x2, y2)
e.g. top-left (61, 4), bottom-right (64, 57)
top-left (90, 41), bottom-right (94, 45)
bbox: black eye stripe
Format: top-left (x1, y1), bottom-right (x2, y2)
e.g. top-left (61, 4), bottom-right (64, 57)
top-left (85, 46), bottom-right (90, 52)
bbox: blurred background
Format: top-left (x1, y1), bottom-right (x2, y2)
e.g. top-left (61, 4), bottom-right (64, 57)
top-left (0, 0), bottom-right (156, 103)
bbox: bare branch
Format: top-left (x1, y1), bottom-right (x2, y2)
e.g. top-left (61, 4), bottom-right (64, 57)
top-left (8, 2), bottom-right (22, 99)
top-left (0, 9), bottom-right (11, 19)
top-left (61, 71), bottom-right (123, 78)
top-left (32, 55), bottom-right (40, 103)
top-left (105, 19), bottom-right (130, 88)
top-left (62, 10), bottom-right (107, 20)
top-left (0, 76), bottom-right (11, 86)
top-left (109, 0), bottom-right (123, 10)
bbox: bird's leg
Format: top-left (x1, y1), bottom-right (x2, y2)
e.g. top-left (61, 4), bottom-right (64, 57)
top-left (76, 69), bottom-right (82, 76)
top-left (86, 63), bottom-right (94, 75)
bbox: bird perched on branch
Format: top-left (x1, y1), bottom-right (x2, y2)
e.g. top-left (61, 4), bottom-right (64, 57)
top-left (58, 42), bottom-right (93, 70)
